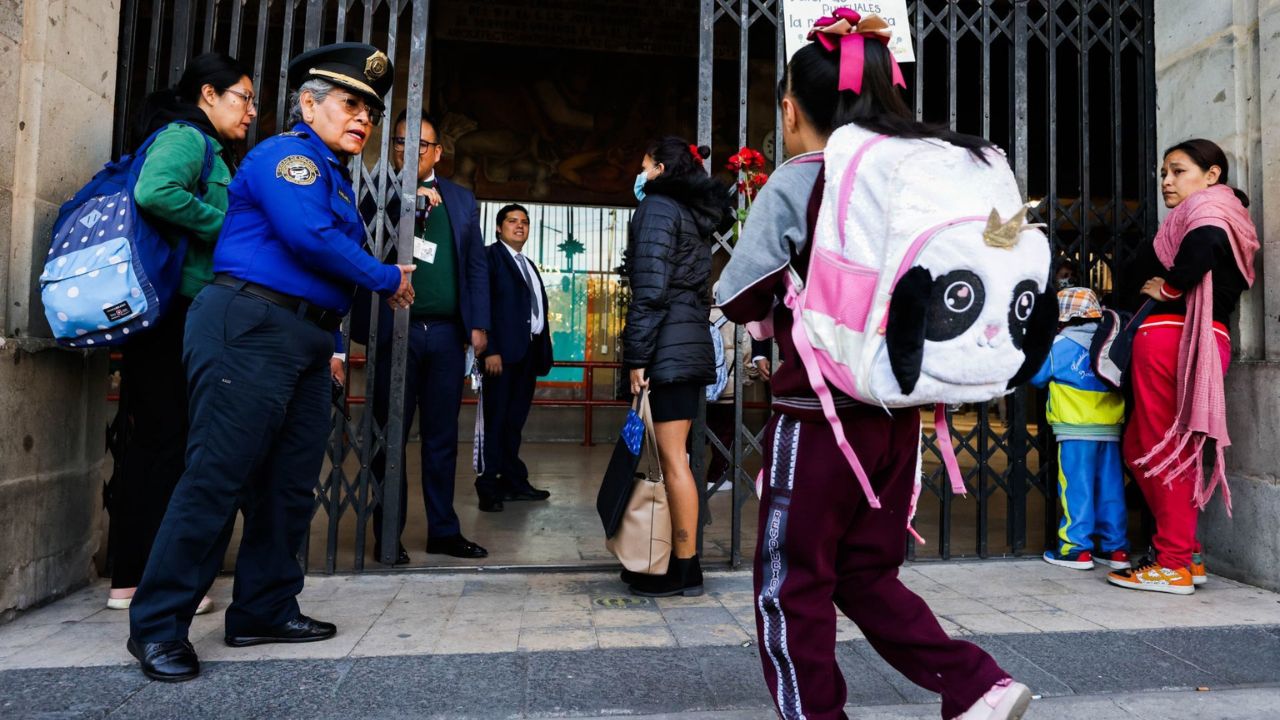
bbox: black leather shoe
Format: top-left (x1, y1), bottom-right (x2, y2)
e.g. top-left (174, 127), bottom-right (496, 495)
top-left (372, 543), bottom-right (411, 565)
top-left (427, 534), bottom-right (489, 558)
top-left (225, 614), bottom-right (337, 647)
top-left (478, 494), bottom-right (504, 512)
top-left (128, 638), bottom-right (199, 682)
top-left (504, 485), bottom-right (551, 502)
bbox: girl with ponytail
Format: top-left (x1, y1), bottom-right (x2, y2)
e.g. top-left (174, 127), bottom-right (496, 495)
top-left (715, 9), bottom-right (1031, 719)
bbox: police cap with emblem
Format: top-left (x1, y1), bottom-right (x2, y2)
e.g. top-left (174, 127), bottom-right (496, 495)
top-left (287, 42), bottom-right (394, 111)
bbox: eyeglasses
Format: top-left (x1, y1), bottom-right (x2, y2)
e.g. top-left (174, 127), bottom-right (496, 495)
top-left (223, 88), bottom-right (257, 111)
top-left (330, 92), bottom-right (383, 126)
top-left (391, 137), bottom-right (441, 155)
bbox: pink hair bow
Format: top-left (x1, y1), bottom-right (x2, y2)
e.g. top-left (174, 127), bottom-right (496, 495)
top-left (807, 8), bottom-right (907, 94)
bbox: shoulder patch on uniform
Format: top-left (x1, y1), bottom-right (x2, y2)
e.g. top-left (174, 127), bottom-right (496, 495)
top-left (278, 130), bottom-right (311, 139)
top-left (276, 155), bottom-right (320, 185)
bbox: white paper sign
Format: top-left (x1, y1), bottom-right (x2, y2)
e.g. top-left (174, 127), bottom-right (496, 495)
top-left (782, 0), bottom-right (915, 64)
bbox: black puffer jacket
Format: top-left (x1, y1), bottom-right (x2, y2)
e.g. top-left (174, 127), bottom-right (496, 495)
top-left (622, 173), bottom-right (730, 386)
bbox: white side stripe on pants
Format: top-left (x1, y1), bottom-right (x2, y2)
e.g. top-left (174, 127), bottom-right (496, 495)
top-left (758, 416), bottom-right (805, 720)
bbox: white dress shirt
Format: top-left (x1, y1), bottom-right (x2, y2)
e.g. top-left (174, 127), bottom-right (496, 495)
top-left (502, 241), bottom-right (545, 336)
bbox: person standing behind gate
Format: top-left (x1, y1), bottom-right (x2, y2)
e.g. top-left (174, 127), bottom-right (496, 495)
top-left (127, 43), bottom-right (413, 683)
top-left (353, 110), bottom-right (490, 564)
top-left (622, 137), bottom-right (729, 597)
top-left (716, 13), bottom-right (1031, 719)
top-left (475, 204), bottom-right (554, 511)
top-left (108, 52), bottom-right (255, 615)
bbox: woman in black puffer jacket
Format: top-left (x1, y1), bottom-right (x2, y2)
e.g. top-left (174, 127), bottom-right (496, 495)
top-left (623, 136), bottom-right (730, 598)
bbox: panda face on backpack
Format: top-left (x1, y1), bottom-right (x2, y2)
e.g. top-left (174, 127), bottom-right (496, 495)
top-left (791, 125), bottom-right (1056, 409)
top-left (881, 210), bottom-right (1052, 399)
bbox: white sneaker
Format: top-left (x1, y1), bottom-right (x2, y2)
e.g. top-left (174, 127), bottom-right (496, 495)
top-left (953, 679), bottom-right (1032, 720)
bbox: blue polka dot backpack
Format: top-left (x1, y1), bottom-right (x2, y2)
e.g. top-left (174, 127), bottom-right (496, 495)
top-left (40, 121), bottom-right (213, 347)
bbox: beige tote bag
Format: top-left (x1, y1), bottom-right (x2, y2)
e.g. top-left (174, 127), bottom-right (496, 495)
top-left (605, 394), bottom-right (672, 575)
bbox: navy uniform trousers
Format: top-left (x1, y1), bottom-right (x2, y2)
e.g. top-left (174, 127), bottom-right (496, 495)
top-left (130, 284), bottom-right (333, 642)
top-left (371, 318), bottom-right (465, 542)
top-left (475, 341), bottom-right (543, 497)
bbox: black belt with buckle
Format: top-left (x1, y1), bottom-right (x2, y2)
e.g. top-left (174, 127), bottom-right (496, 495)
top-left (212, 274), bottom-right (342, 332)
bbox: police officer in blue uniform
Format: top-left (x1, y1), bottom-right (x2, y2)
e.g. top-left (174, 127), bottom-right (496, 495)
top-left (127, 42), bottom-right (413, 683)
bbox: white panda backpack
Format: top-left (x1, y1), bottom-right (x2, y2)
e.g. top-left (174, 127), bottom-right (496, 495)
top-left (781, 123), bottom-right (1055, 533)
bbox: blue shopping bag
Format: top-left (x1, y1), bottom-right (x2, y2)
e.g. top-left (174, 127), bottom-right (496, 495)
top-left (596, 389), bottom-right (648, 537)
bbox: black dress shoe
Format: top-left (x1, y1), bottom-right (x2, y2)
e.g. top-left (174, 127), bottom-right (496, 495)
top-left (372, 543), bottom-right (411, 565)
top-left (503, 485), bottom-right (551, 502)
top-left (478, 494), bottom-right (504, 512)
top-left (426, 534), bottom-right (489, 558)
top-left (225, 614), bottom-right (337, 647)
top-left (128, 638), bottom-right (199, 682)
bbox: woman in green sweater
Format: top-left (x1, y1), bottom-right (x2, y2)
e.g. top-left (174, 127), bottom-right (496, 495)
top-left (107, 52), bottom-right (256, 612)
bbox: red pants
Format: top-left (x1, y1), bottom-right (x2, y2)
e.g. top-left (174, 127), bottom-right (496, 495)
top-left (1123, 317), bottom-right (1230, 570)
top-left (754, 408), bottom-right (1007, 720)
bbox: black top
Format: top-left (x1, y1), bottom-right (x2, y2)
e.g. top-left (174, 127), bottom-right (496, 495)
top-left (1119, 226), bottom-right (1247, 325)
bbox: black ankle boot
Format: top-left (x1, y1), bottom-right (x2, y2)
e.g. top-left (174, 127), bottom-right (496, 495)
top-left (629, 555), bottom-right (704, 597)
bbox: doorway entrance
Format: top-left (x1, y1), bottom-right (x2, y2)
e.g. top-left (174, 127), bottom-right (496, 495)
top-left (110, 0), bottom-right (1158, 573)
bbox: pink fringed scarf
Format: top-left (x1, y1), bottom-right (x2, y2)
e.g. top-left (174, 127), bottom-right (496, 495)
top-left (1135, 184), bottom-right (1258, 514)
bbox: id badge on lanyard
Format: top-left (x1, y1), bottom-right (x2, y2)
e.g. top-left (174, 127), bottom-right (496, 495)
top-left (412, 195), bottom-right (438, 263)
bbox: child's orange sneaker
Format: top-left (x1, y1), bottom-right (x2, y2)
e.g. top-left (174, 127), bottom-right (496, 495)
top-left (1190, 552), bottom-right (1207, 586)
top-left (1107, 558), bottom-right (1194, 595)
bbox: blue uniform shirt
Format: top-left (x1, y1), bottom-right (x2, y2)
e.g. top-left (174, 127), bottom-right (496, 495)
top-left (213, 123), bottom-right (401, 350)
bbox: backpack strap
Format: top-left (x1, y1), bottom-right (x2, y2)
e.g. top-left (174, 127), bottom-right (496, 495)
top-left (170, 120), bottom-right (217, 199)
top-left (782, 154), bottom-right (881, 508)
top-left (931, 405), bottom-right (968, 495)
top-left (785, 307), bottom-right (882, 509)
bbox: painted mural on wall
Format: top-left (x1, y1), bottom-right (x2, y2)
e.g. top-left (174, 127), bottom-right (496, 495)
top-left (430, 41), bottom-right (703, 205)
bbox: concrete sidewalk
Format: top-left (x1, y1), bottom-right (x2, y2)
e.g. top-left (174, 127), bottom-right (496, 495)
top-left (1, 558), bottom-right (1278, 718)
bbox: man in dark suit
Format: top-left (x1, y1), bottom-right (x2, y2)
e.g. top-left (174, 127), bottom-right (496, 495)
top-left (353, 110), bottom-right (489, 563)
top-left (475, 204), bottom-right (554, 512)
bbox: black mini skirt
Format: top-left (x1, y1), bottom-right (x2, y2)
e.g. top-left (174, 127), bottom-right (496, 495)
top-left (648, 381), bottom-right (703, 423)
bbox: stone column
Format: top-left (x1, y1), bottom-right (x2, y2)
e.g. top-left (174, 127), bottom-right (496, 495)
top-left (0, 1), bottom-right (119, 618)
top-left (1154, 0), bottom-right (1280, 592)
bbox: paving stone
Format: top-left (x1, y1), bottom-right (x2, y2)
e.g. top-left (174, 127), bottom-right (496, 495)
top-left (519, 609), bottom-right (593, 628)
top-left (1136, 625), bottom-right (1280, 685)
top-left (944, 612), bottom-right (1041, 635)
top-left (112, 659), bottom-right (348, 720)
top-left (324, 654), bottom-right (527, 720)
top-left (0, 665), bottom-right (145, 719)
top-left (525, 647), bottom-right (712, 715)
top-left (434, 624), bottom-right (520, 654)
top-left (1005, 610), bottom-right (1106, 633)
top-left (519, 627), bottom-right (597, 652)
top-left (522, 593), bottom-right (591, 612)
top-left (590, 606), bottom-right (667, 628)
top-left (670, 622), bottom-right (752, 648)
top-left (597, 626), bottom-right (678, 649)
top-left (660, 606), bottom-right (738, 625)
top-left (994, 630), bottom-right (1224, 693)
top-left (693, 645), bottom-right (776, 709)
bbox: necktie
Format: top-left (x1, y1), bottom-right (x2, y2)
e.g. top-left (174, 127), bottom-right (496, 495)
top-left (517, 254), bottom-right (541, 322)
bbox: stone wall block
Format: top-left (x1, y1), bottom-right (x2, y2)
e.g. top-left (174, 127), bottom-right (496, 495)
top-left (46, 1), bottom-right (120, 99)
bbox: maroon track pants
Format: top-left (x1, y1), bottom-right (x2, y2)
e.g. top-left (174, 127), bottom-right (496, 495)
top-left (754, 408), bottom-right (1008, 719)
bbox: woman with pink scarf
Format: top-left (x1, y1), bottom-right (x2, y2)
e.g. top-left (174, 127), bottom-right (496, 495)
top-left (1108, 139), bottom-right (1259, 595)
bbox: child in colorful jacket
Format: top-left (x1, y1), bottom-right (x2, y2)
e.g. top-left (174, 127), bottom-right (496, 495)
top-left (1030, 287), bottom-right (1130, 570)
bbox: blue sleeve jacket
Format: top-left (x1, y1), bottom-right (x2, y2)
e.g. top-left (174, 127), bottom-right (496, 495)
top-left (212, 123), bottom-right (402, 350)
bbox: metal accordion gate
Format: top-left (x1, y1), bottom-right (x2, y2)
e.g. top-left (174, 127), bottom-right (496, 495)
top-left (111, 0), bottom-right (1158, 573)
